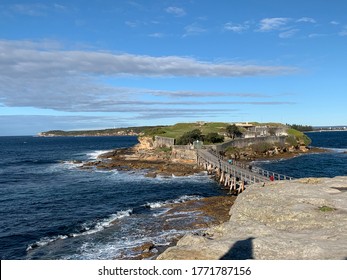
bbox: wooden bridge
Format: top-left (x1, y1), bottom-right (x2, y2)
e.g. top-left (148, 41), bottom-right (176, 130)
top-left (197, 149), bottom-right (294, 194)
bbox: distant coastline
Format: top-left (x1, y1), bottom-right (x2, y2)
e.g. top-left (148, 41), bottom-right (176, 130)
top-left (38, 123), bottom-right (347, 138)
top-left (307, 129), bottom-right (347, 133)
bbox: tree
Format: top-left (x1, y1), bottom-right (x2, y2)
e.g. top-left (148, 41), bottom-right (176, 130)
top-left (226, 124), bottom-right (242, 139)
top-left (176, 129), bottom-right (203, 145)
top-left (286, 123), bottom-right (313, 132)
top-left (204, 132), bottom-right (224, 144)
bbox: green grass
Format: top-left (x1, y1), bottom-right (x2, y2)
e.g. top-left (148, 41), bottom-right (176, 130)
top-left (287, 128), bottom-right (312, 146)
top-left (318, 205), bottom-right (336, 212)
top-left (143, 122), bottom-right (230, 139)
top-left (143, 122), bottom-right (312, 147)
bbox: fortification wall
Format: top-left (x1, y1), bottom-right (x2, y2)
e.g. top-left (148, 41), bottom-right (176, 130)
top-left (171, 146), bottom-right (197, 161)
top-left (154, 136), bottom-right (175, 148)
top-left (216, 136), bottom-right (286, 152)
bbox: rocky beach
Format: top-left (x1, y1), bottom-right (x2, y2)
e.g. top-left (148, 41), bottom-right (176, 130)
top-left (157, 176), bottom-right (347, 260)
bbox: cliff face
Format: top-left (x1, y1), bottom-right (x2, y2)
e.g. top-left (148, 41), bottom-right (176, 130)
top-left (134, 136), bottom-right (155, 151)
top-left (157, 176), bottom-right (347, 260)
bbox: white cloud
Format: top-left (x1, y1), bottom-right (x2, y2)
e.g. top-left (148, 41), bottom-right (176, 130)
top-left (0, 40), bottom-right (296, 78)
top-left (165, 6), bottom-right (186, 17)
top-left (279, 29), bottom-right (299, 39)
top-left (296, 17), bottom-right (316, 23)
top-left (330, 21), bottom-right (339, 25)
top-left (258, 17), bottom-right (291, 32)
top-left (183, 23), bottom-right (207, 37)
top-left (224, 22), bottom-right (250, 33)
top-left (0, 39), bottom-right (297, 113)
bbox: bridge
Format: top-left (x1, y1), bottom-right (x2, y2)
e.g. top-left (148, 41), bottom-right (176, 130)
top-left (197, 149), bottom-right (294, 194)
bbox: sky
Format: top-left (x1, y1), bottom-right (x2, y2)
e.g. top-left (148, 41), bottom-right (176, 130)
top-left (0, 0), bottom-right (346, 135)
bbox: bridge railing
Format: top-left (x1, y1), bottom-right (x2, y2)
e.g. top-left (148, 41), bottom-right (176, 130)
top-left (199, 149), bottom-right (294, 181)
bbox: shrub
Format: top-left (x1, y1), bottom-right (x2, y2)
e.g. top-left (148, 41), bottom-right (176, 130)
top-left (286, 135), bottom-right (298, 146)
top-left (318, 206), bottom-right (335, 212)
top-left (268, 127), bottom-right (277, 136)
top-left (251, 142), bottom-right (274, 153)
top-left (204, 132), bottom-right (224, 144)
top-left (226, 124), bottom-right (242, 139)
top-left (176, 129), bottom-right (203, 145)
top-left (224, 146), bottom-right (240, 158)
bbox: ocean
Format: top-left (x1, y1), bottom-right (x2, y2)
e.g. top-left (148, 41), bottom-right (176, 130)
top-left (254, 131), bottom-right (347, 178)
top-left (0, 136), bottom-right (226, 260)
top-left (0, 131), bottom-right (346, 260)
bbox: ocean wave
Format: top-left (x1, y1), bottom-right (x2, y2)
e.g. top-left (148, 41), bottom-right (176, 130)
top-left (86, 150), bottom-right (112, 160)
top-left (327, 147), bottom-right (347, 153)
top-left (60, 160), bottom-right (84, 168)
top-left (61, 228), bottom-right (198, 260)
top-left (26, 209), bottom-right (132, 252)
top-left (26, 235), bottom-right (68, 251)
top-left (144, 194), bottom-right (202, 209)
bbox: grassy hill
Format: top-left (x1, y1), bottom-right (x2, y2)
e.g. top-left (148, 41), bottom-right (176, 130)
top-left (142, 122), bottom-right (230, 138)
top-left (39, 122), bottom-right (311, 146)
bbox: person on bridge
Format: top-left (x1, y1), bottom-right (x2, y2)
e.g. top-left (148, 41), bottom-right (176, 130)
top-left (270, 175), bottom-right (274, 181)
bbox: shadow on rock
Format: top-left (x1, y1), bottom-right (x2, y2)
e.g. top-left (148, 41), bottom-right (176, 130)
top-left (220, 237), bottom-right (255, 260)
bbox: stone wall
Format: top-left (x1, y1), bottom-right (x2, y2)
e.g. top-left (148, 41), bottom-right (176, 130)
top-left (171, 146), bottom-right (197, 161)
top-left (215, 136), bottom-right (286, 152)
top-left (245, 127), bottom-right (288, 138)
top-left (154, 136), bottom-right (175, 148)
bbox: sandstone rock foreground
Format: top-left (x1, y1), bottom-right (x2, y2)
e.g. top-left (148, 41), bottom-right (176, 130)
top-left (157, 176), bottom-right (347, 260)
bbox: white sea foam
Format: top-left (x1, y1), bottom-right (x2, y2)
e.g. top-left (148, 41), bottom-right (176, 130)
top-left (62, 160), bottom-right (84, 169)
top-left (86, 150), bottom-right (112, 160)
top-left (328, 147), bottom-right (347, 153)
top-left (62, 228), bottom-right (197, 260)
top-left (26, 235), bottom-right (68, 251)
top-left (144, 194), bottom-right (202, 209)
top-left (75, 209), bottom-right (133, 237)
top-left (26, 209), bottom-right (133, 251)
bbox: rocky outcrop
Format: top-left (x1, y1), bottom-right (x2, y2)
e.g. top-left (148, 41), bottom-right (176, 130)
top-left (134, 136), bottom-right (155, 151)
top-left (82, 136), bottom-right (203, 176)
top-left (157, 176), bottom-right (347, 260)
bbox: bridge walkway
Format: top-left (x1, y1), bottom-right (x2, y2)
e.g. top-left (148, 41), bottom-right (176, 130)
top-left (197, 149), bottom-right (294, 185)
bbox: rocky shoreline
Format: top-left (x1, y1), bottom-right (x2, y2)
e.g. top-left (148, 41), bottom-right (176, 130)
top-left (80, 137), bottom-right (205, 177)
top-left (79, 136), bottom-right (327, 177)
top-left (122, 195), bottom-right (237, 260)
top-left (157, 176), bottom-right (347, 260)
top-left (77, 138), bottom-right (344, 260)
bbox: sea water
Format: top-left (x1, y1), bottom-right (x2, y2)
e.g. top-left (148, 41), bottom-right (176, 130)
top-left (254, 131), bottom-right (347, 178)
top-left (0, 136), bottom-right (225, 259)
top-left (1, 131), bottom-right (346, 259)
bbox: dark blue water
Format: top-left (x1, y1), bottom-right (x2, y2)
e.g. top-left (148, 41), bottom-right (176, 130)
top-left (1, 132), bottom-right (346, 260)
top-left (254, 131), bottom-right (347, 178)
top-left (0, 136), bottom-right (225, 260)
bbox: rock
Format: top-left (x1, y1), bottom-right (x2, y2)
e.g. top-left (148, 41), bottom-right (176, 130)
top-left (134, 137), bottom-right (155, 151)
top-left (145, 172), bottom-right (157, 178)
top-left (299, 145), bottom-right (309, 152)
top-left (133, 242), bottom-right (155, 252)
top-left (157, 176), bottom-right (347, 260)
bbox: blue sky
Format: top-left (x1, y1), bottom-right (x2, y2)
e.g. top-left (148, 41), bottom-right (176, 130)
top-left (0, 0), bottom-right (346, 135)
